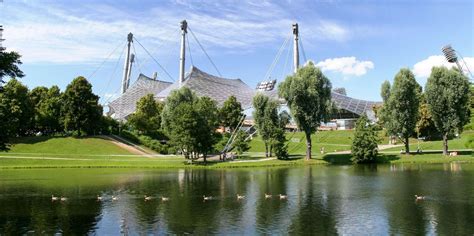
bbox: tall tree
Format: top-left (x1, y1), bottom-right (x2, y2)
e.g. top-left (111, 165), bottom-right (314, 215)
top-left (385, 69), bottom-right (420, 154)
top-left (416, 93), bottom-right (440, 140)
top-left (161, 87), bottom-right (219, 162)
top-left (351, 115), bottom-right (379, 163)
top-left (252, 93), bottom-right (279, 157)
top-left (380, 80), bottom-right (391, 102)
top-left (425, 67), bottom-right (470, 155)
top-left (62, 76), bottom-right (102, 136)
top-left (29, 86), bottom-right (49, 132)
top-left (39, 86), bottom-right (63, 133)
top-left (127, 94), bottom-right (163, 135)
top-left (219, 95), bottom-right (243, 132)
top-left (2, 78), bottom-right (33, 135)
top-left (278, 62), bottom-right (332, 160)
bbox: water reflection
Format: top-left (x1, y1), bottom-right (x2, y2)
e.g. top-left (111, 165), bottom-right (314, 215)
top-left (0, 164), bottom-right (473, 234)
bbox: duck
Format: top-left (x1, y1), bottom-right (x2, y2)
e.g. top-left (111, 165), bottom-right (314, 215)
top-left (279, 194), bottom-right (288, 200)
top-left (97, 195), bottom-right (103, 201)
top-left (112, 196), bottom-right (119, 201)
top-left (237, 194), bottom-right (245, 200)
top-left (51, 195), bottom-right (58, 201)
top-left (415, 195), bottom-right (425, 200)
top-left (161, 196), bottom-right (170, 202)
top-left (203, 195), bottom-right (213, 201)
top-left (60, 196), bottom-right (68, 202)
top-left (144, 195), bottom-right (153, 201)
top-left (264, 193), bottom-right (272, 199)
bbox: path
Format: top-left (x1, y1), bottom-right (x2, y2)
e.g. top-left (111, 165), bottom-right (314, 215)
top-left (103, 135), bottom-right (155, 156)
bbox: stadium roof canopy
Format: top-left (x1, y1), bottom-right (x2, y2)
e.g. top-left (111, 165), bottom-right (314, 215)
top-left (156, 66), bottom-right (255, 108)
top-left (108, 66), bottom-right (380, 120)
top-left (108, 74), bottom-right (172, 120)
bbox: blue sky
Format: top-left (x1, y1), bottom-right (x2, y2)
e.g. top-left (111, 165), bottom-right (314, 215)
top-left (1, 0), bottom-right (473, 103)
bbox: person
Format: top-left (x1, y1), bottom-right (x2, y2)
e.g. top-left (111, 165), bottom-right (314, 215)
top-left (320, 147), bottom-right (325, 154)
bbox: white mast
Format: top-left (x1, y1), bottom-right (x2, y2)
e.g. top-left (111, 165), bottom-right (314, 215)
top-left (121, 32), bottom-right (133, 94)
top-left (179, 20), bottom-right (188, 87)
top-left (292, 23), bottom-right (299, 74)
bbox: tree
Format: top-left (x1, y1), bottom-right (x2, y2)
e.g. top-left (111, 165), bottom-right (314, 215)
top-left (278, 62), bottom-right (332, 160)
top-left (425, 67), bottom-right (470, 155)
top-left (29, 86), bottom-right (49, 132)
top-left (278, 110), bottom-right (291, 129)
top-left (252, 93), bottom-right (279, 157)
top-left (416, 94), bottom-right (440, 140)
top-left (127, 94), bottom-right (163, 135)
top-left (0, 49), bottom-right (25, 84)
top-left (272, 128), bottom-right (289, 159)
top-left (380, 80), bottom-right (391, 102)
top-left (62, 76), bottom-right (102, 136)
top-left (219, 95), bottom-right (243, 132)
top-left (161, 87), bottom-right (219, 162)
top-left (385, 69), bottom-right (420, 154)
top-left (351, 115), bottom-right (379, 163)
top-left (2, 78), bottom-right (33, 136)
top-left (233, 130), bottom-right (250, 155)
top-left (38, 86), bottom-right (63, 133)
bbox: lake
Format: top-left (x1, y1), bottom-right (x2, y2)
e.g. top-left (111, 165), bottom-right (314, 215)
top-left (0, 163), bottom-right (473, 235)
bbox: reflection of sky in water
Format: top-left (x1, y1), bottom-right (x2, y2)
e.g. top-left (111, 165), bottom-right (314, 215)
top-left (0, 164), bottom-right (473, 235)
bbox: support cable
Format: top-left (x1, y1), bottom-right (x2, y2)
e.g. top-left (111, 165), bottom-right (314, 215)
top-left (456, 51), bottom-right (474, 79)
top-left (135, 28), bottom-right (181, 73)
top-left (299, 36), bottom-right (308, 64)
top-left (99, 43), bottom-right (127, 104)
top-left (133, 36), bottom-right (175, 82)
top-left (263, 34), bottom-right (291, 81)
top-left (88, 40), bottom-right (124, 79)
top-left (188, 26), bottom-right (222, 77)
top-left (186, 33), bottom-right (194, 66)
top-left (281, 37), bottom-right (293, 80)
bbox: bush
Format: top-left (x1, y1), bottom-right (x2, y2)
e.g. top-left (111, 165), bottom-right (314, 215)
top-left (273, 128), bottom-right (288, 160)
top-left (119, 130), bottom-right (170, 154)
top-left (351, 115), bottom-right (379, 163)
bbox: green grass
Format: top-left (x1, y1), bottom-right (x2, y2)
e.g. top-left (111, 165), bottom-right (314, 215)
top-left (2, 136), bottom-right (134, 155)
top-left (383, 130), bottom-right (473, 152)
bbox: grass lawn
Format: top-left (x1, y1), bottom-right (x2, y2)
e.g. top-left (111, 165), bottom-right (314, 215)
top-left (2, 136), bottom-right (135, 155)
top-left (383, 130), bottom-right (473, 152)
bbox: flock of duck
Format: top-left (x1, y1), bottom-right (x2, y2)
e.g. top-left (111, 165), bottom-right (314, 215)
top-left (52, 194), bottom-right (424, 202)
top-left (50, 193), bottom-right (289, 202)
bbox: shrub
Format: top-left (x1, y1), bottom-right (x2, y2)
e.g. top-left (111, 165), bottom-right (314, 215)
top-left (351, 115), bottom-right (379, 163)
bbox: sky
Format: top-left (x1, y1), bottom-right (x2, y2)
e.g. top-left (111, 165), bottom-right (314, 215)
top-left (1, 0), bottom-right (473, 104)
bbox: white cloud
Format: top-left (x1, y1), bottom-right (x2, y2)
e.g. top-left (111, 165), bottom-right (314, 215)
top-left (315, 57), bottom-right (374, 76)
top-left (413, 55), bottom-right (474, 78)
top-left (2, 1), bottom-right (355, 64)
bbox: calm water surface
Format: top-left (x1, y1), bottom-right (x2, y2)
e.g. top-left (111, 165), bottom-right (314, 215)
top-left (0, 163), bottom-right (473, 235)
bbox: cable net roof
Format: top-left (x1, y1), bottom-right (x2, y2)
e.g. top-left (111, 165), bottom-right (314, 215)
top-left (108, 74), bottom-right (172, 120)
top-left (109, 66), bottom-right (380, 121)
top-left (156, 66), bottom-right (255, 109)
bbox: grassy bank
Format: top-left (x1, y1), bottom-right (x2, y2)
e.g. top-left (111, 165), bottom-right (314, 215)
top-left (0, 133), bottom-right (472, 169)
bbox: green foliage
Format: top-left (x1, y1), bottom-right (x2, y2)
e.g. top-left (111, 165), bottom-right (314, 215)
top-left (416, 94), bottom-right (440, 140)
top-left (380, 80), bottom-right (391, 102)
top-left (384, 69), bottom-right (421, 153)
top-left (127, 94), bottom-right (163, 135)
top-left (278, 110), bottom-right (291, 129)
top-left (233, 130), bottom-right (250, 155)
top-left (351, 115), bottom-right (379, 163)
top-left (272, 128), bottom-right (289, 159)
top-left (278, 62), bottom-right (332, 160)
top-left (30, 85), bottom-right (63, 133)
top-left (425, 67), bottom-right (471, 154)
top-left (1, 78), bottom-right (33, 136)
top-left (252, 93), bottom-right (280, 157)
top-left (161, 87), bottom-right (220, 161)
top-left (62, 76), bottom-right (102, 136)
top-left (219, 95), bottom-right (243, 131)
top-left (0, 49), bottom-right (25, 80)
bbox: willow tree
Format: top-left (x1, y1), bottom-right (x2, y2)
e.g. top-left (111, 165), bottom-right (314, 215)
top-left (425, 67), bottom-right (470, 155)
top-left (278, 62), bottom-right (332, 160)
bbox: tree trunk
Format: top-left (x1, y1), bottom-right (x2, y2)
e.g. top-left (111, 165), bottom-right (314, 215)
top-left (305, 131), bottom-right (312, 160)
top-left (265, 143), bottom-right (268, 158)
top-left (203, 154), bottom-right (207, 163)
top-left (269, 145), bottom-right (273, 157)
top-left (405, 136), bottom-right (410, 154)
top-left (443, 132), bottom-right (449, 155)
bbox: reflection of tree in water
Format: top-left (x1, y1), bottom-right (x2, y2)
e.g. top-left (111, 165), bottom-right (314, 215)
top-left (287, 167), bottom-right (338, 234)
top-left (161, 169), bottom-right (223, 234)
top-left (0, 188), bottom-right (101, 235)
top-left (384, 166), bottom-right (428, 235)
top-left (255, 168), bottom-right (291, 232)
